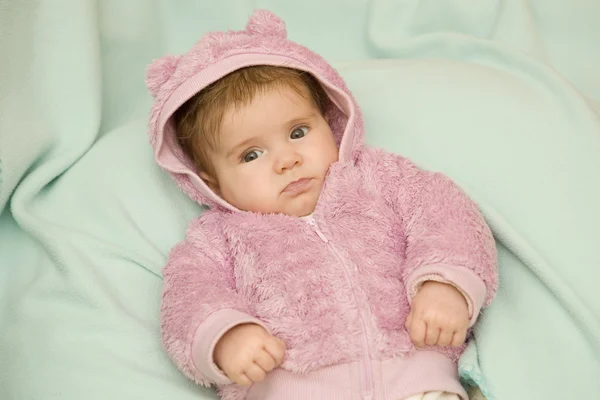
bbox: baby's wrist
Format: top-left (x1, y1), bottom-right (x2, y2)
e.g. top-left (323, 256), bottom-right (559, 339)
top-left (421, 280), bottom-right (469, 308)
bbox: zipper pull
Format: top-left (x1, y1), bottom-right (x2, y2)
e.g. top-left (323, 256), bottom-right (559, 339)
top-left (306, 217), bottom-right (329, 243)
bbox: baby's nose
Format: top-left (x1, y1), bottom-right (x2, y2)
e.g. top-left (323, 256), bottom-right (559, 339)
top-left (275, 149), bottom-right (302, 173)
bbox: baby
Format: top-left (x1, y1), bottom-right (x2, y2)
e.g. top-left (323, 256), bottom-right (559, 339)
top-left (146, 10), bottom-right (497, 400)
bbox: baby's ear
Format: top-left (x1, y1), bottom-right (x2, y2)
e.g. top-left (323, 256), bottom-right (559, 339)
top-left (199, 171), bottom-right (220, 195)
top-left (145, 54), bottom-right (181, 97)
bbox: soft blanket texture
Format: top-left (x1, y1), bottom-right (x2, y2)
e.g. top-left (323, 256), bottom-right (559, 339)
top-left (1, 1), bottom-right (599, 399)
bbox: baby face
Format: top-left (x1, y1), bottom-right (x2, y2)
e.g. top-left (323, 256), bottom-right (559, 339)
top-left (205, 85), bottom-right (338, 217)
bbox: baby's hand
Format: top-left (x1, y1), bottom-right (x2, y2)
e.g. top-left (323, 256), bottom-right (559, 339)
top-left (214, 323), bottom-right (285, 386)
top-left (405, 281), bottom-right (469, 348)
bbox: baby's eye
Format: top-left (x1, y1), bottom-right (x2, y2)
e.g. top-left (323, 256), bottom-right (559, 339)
top-left (242, 149), bottom-right (263, 163)
top-left (290, 126), bottom-right (308, 139)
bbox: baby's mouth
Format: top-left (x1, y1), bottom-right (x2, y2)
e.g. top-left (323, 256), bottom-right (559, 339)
top-left (282, 178), bottom-right (313, 195)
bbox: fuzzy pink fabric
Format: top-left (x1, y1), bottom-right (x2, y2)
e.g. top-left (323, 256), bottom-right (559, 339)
top-left (147, 9), bottom-right (498, 400)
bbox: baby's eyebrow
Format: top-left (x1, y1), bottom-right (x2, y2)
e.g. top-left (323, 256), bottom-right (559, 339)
top-left (225, 137), bottom-right (255, 158)
top-left (285, 112), bottom-right (316, 126)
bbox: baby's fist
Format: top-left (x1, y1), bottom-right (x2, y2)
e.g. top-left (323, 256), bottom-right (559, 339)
top-left (214, 323), bottom-right (285, 386)
top-left (405, 281), bottom-right (470, 348)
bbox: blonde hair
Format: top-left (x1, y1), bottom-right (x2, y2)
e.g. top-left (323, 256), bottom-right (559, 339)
top-left (174, 66), bottom-right (329, 178)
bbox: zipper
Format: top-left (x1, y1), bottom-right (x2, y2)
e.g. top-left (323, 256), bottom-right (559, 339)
top-left (305, 216), bottom-right (374, 400)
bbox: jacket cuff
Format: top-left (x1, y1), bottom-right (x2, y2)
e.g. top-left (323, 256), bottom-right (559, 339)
top-left (405, 265), bottom-right (487, 327)
top-left (191, 309), bottom-right (268, 384)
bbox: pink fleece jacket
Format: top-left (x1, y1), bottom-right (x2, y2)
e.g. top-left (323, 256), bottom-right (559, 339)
top-left (145, 10), bottom-right (498, 400)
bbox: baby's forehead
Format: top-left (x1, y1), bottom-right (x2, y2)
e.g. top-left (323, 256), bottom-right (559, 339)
top-left (225, 85), bottom-right (316, 123)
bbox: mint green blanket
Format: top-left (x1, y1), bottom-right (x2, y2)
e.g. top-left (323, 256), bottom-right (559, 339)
top-left (1, 1), bottom-right (599, 399)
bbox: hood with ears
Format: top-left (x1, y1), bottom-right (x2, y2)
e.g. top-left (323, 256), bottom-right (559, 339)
top-left (145, 10), bottom-right (364, 211)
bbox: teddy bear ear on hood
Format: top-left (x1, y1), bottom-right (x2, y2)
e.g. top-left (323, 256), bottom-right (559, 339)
top-left (145, 54), bottom-right (181, 98)
top-left (245, 9), bottom-right (287, 38)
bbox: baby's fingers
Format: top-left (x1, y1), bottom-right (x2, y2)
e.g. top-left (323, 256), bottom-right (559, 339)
top-left (264, 336), bottom-right (286, 367)
top-left (451, 328), bottom-right (468, 347)
top-left (408, 318), bottom-right (427, 348)
top-left (244, 363), bottom-right (267, 383)
top-left (424, 325), bottom-right (440, 346)
top-left (437, 328), bottom-right (454, 347)
top-left (405, 311), bottom-right (413, 331)
top-left (233, 373), bottom-right (252, 387)
top-left (254, 349), bottom-right (276, 372)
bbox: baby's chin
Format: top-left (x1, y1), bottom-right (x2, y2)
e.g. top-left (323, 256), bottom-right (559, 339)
top-left (292, 209), bottom-right (314, 218)
top-left (233, 194), bottom-right (318, 217)
top-left (282, 198), bottom-right (318, 217)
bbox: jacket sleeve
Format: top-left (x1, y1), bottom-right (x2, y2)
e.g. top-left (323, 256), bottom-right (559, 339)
top-left (160, 214), bottom-right (267, 387)
top-left (363, 149), bottom-right (498, 326)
